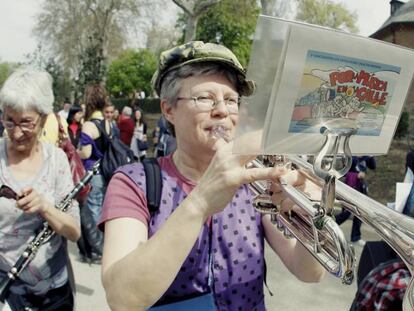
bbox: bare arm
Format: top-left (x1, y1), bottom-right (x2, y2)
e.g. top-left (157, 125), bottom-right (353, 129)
top-left (101, 139), bottom-right (279, 310)
top-left (79, 121), bottom-right (100, 159)
top-left (17, 147), bottom-right (81, 242)
top-left (264, 170), bottom-right (325, 282)
top-left (102, 193), bottom-right (207, 311)
top-left (262, 215), bottom-right (325, 282)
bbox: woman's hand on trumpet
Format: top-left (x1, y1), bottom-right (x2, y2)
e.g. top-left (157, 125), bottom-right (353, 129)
top-left (270, 168), bottom-right (322, 214)
top-left (263, 168), bottom-right (326, 283)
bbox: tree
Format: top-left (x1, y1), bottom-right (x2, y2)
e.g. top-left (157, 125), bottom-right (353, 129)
top-left (296, 0), bottom-right (358, 33)
top-left (45, 59), bottom-right (73, 109)
top-left (173, 0), bottom-right (221, 42)
top-left (196, 0), bottom-right (260, 66)
top-left (106, 49), bottom-right (157, 98)
top-left (34, 0), bottom-right (158, 74)
top-left (146, 24), bottom-right (182, 54)
top-left (74, 32), bottom-right (107, 99)
top-left (259, 0), bottom-right (296, 17)
top-left (0, 62), bottom-right (18, 87)
top-left (24, 45), bottom-right (72, 107)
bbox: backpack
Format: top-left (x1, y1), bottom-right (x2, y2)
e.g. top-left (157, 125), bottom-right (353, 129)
top-left (142, 158), bottom-right (162, 213)
top-left (92, 119), bottom-right (136, 182)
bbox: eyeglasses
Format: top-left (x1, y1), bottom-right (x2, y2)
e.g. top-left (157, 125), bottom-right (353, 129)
top-left (3, 116), bottom-right (41, 132)
top-left (177, 95), bottom-right (242, 114)
top-left (0, 185), bottom-right (18, 200)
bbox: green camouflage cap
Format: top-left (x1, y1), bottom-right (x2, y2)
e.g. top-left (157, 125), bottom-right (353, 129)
top-left (152, 41), bottom-right (255, 97)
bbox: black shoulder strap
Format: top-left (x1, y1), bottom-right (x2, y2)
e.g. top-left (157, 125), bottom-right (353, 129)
top-left (142, 158), bottom-right (162, 214)
top-left (263, 260), bottom-right (273, 296)
top-left (91, 119), bottom-right (111, 143)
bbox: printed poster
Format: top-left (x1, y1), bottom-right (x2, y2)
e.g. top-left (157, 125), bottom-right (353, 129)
top-left (289, 50), bottom-right (401, 136)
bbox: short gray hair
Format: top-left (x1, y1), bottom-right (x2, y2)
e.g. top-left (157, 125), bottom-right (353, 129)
top-left (122, 105), bottom-right (132, 116)
top-left (0, 68), bottom-right (54, 115)
top-left (159, 63), bottom-right (238, 137)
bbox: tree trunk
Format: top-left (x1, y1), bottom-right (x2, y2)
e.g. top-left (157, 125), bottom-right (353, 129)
top-left (185, 14), bottom-right (198, 42)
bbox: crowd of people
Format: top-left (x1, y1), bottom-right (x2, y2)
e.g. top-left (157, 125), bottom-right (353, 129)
top-left (0, 40), bottom-right (412, 311)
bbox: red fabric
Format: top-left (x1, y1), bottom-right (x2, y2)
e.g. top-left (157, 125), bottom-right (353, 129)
top-left (117, 115), bottom-right (135, 146)
top-left (56, 114), bottom-right (91, 203)
top-left (353, 260), bottom-right (410, 310)
top-left (68, 123), bottom-right (79, 136)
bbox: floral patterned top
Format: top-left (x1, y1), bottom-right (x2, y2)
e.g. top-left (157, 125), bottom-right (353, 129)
top-left (0, 139), bottom-right (79, 295)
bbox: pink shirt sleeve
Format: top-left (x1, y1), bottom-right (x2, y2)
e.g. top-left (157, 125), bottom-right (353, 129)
top-left (98, 172), bottom-right (150, 231)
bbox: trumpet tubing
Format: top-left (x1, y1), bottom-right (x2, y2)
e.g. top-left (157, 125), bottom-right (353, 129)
top-left (251, 155), bottom-right (414, 310)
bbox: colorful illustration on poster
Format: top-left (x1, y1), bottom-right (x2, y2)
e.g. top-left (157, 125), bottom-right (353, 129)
top-left (289, 50), bottom-right (401, 136)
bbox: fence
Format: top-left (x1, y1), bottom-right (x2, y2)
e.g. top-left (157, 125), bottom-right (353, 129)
top-left (111, 98), bottom-right (161, 114)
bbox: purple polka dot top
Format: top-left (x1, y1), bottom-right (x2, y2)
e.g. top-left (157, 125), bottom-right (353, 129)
top-left (118, 160), bottom-right (266, 311)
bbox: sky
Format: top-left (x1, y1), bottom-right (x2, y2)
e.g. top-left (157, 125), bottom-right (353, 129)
top-left (0, 0), bottom-right (407, 63)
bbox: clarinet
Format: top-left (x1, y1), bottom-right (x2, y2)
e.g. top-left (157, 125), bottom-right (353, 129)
top-left (0, 161), bottom-right (100, 303)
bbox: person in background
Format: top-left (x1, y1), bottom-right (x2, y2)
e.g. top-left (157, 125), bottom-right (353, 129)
top-left (130, 98), bottom-right (140, 112)
top-left (41, 113), bottom-right (69, 146)
top-left (103, 102), bottom-right (120, 139)
top-left (67, 104), bottom-right (83, 148)
top-left (404, 150), bottom-right (414, 183)
top-left (0, 68), bottom-right (80, 310)
top-left (117, 106), bottom-right (135, 146)
top-left (402, 150), bottom-right (414, 217)
top-left (113, 108), bottom-right (120, 123)
top-left (80, 102), bottom-right (86, 116)
top-left (153, 115), bottom-right (176, 158)
top-left (99, 41), bottom-right (325, 310)
top-left (335, 156), bottom-right (376, 246)
top-left (78, 84), bottom-right (111, 263)
top-left (58, 100), bottom-right (71, 121)
top-left (130, 108), bottom-right (147, 161)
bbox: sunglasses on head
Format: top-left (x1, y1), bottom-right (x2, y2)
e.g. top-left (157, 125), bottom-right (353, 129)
top-left (0, 185), bottom-right (18, 200)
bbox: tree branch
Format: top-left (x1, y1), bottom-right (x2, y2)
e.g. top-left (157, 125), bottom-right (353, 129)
top-left (194, 0), bottom-right (220, 15)
top-left (172, 0), bottom-right (194, 15)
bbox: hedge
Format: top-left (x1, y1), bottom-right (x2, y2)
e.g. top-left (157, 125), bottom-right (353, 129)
top-left (111, 98), bottom-right (161, 114)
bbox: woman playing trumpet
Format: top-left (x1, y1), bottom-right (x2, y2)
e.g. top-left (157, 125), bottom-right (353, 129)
top-left (100, 41), bottom-right (325, 311)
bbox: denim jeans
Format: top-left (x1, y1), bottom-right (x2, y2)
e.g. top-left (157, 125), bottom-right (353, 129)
top-left (84, 174), bottom-right (107, 224)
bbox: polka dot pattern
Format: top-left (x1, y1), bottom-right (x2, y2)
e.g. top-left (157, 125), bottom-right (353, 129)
top-left (118, 164), bottom-right (266, 310)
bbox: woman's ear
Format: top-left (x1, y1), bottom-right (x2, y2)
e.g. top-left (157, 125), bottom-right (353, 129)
top-left (160, 99), bottom-right (174, 125)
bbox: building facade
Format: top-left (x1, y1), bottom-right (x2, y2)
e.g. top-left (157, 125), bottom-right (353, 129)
top-left (371, 0), bottom-right (414, 117)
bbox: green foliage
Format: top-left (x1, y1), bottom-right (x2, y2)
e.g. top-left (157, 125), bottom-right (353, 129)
top-left (395, 111), bottom-right (409, 139)
top-left (195, 0), bottom-right (260, 66)
top-left (107, 49), bottom-right (157, 98)
top-left (296, 0), bottom-right (358, 33)
top-left (44, 59), bottom-right (72, 109)
top-left (74, 33), bottom-right (107, 99)
top-left (0, 62), bottom-right (18, 87)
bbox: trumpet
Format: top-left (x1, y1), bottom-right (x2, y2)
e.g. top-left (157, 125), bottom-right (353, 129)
top-left (211, 123), bottom-right (414, 309)
top-left (250, 155), bottom-right (414, 310)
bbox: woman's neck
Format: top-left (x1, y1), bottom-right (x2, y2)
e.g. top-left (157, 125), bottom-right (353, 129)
top-left (7, 140), bottom-right (41, 163)
top-left (172, 148), bottom-right (213, 182)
